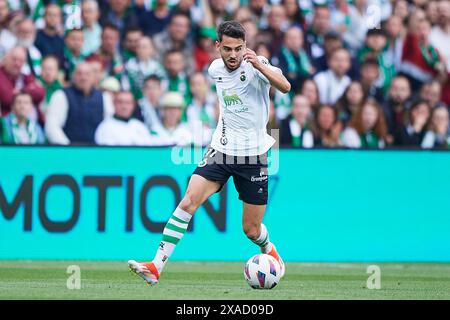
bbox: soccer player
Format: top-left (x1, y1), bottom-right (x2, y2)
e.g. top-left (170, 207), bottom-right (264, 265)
top-left (128, 21), bottom-right (291, 285)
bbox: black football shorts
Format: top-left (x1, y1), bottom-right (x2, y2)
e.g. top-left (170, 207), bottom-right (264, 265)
top-left (193, 147), bottom-right (269, 205)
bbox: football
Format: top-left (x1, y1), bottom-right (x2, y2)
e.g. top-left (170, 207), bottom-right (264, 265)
top-left (244, 254), bottom-right (282, 289)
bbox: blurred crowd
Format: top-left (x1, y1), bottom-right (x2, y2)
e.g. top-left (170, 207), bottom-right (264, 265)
top-left (0, 0), bottom-right (449, 149)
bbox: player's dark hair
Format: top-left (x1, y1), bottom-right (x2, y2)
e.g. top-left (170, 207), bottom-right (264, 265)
top-left (217, 21), bottom-right (246, 42)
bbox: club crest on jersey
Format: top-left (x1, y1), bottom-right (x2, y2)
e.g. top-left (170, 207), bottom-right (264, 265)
top-left (222, 89), bottom-right (243, 106)
top-left (240, 71), bottom-right (246, 81)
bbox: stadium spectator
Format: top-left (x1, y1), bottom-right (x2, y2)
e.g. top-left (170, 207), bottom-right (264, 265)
top-left (311, 104), bottom-right (342, 147)
top-left (100, 0), bottom-right (139, 39)
top-left (313, 48), bottom-right (351, 105)
top-left (136, 0), bottom-right (172, 37)
top-left (313, 30), bottom-right (359, 80)
top-left (393, 0), bottom-right (409, 24)
top-left (186, 72), bottom-right (216, 145)
top-left (341, 99), bottom-right (388, 149)
top-left (272, 26), bottom-right (314, 94)
top-left (335, 81), bottom-right (366, 124)
top-left (0, 46), bottom-right (44, 117)
top-left (172, 0), bottom-right (204, 25)
top-left (45, 61), bottom-right (114, 145)
top-left (233, 6), bottom-right (253, 25)
top-left (255, 42), bottom-right (271, 60)
top-left (358, 28), bottom-right (396, 95)
top-left (37, 55), bottom-right (63, 121)
top-left (384, 15), bottom-right (405, 72)
top-left (299, 78), bottom-right (320, 111)
top-left (305, 4), bottom-right (331, 59)
top-left (282, 0), bottom-right (304, 28)
top-left (154, 92), bottom-right (195, 146)
top-left (428, 0), bottom-right (450, 75)
top-left (94, 90), bottom-right (159, 146)
top-left (125, 36), bottom-right (166, 99)
top-left (257, 4), bottom-right (287, 56)
top-left (153, 12), bottom-right (194, 74)
top-left (34, 4), bottom-right (64, 63)
top-left (248, 0), bottom-right (271, 29)
top-left (0, 92), bottom-right (45, 144)
top-left (382, 75), bottom-right (413, 141)
top-left (121, 26), bottom-right (142, 62)
top-left (15, 18), bottom-right (42, 77)
top-left (86, 23), bottom-right (124, 80)
top-left (207, 0), bottom-right (232, 26)
top-left (426, 0), bottom-right (440, 26)
top-left (241, 18), bottom-right (259, 50)
top-left (136, 75), bottom-right (164, 133)
top-left (162, 49), bottom-right (191, 105)
top-left (400, 9), bottom-right (446, 91)
top-left (343, 0), bottom-right (373, 52)
top-left (0, 0), bottom-right (16, 59)
top-left (81, 0), bottom-right (102, 56)
top-left (62, 28), bottom-right (86, 81)
top-left (421, 106), bottom-right (450, 149)
top-left (395, 100), bottom-right (431, 147)
top-left (420, 80), bottom-right (446, 109)
top-left (359, 57), bottom-right (384, 103)
top-left (88, 58), bottom-right (105, 88)
top-left (193, 26), bottom-right (218, 72)
top-left (330, 0), bottom-right (349, 35)
top-left (279, 94), bottom-right (314, 148)
top-left (3, 0), bottom-right (449, 149)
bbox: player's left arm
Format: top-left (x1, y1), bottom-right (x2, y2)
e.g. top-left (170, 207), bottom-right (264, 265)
top-left (243, 49), bottom-right (291, 94)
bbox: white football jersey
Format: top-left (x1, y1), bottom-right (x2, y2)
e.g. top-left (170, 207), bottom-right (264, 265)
top-left (208, 56), bottom-right (281, 156)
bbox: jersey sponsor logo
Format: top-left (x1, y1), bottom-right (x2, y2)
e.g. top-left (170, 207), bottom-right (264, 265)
top-left (222, 89), bottom-right (243, 106)
top-left (224, 106), bottom-right (249, 114)
top-left (251, 169), bottom-right (268, 182)
top-left (251, 175), bottom-right (268, 182)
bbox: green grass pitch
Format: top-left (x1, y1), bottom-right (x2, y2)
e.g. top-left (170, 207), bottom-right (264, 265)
top-left (0, 261), bottom-right (449, 300)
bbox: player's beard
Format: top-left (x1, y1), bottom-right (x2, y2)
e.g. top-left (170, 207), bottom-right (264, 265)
top-left (223, 56), bottom-right (242, 71)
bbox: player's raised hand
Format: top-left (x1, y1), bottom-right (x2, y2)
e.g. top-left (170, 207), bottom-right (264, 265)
top-left (243, 48), bottom-right (263, 70)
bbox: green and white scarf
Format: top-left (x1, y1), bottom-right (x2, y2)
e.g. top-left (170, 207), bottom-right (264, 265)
top-left (9, 114), bottom-right (39, 144)
top-left (360, 131), bottom-right (380, 148)
top-left (281, 46), bottom-right (312, 78)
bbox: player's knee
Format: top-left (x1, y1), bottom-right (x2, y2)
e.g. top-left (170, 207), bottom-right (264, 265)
top-left (243, 223), bottom-right (260, 240)
top-left (179, 190), bottom-right (202, 214)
